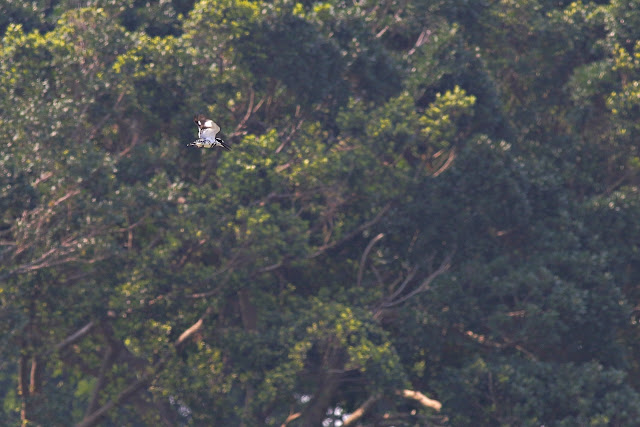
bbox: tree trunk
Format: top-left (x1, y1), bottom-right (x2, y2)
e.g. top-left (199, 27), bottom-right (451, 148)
top-left (238, 288), bottom-right (258, 426)
top-left (238, 288), bottom-right (257, 331)
top-left (299, 345), bottom-right (346, 426)
top-left (19, 354), bottom-right (31, 426)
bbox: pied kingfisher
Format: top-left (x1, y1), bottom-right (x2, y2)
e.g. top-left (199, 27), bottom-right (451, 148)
top-left (188, 114), bottom-right (230, 150)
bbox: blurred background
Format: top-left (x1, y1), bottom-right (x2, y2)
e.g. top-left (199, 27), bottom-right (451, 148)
top-left (2, 0), bottom-right (640, 425)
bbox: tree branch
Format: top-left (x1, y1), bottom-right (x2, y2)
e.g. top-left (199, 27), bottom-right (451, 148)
top-left (381, 250), bottom-right (453, 308)
top-left (280, 411), bottom-right (301, 426)
top-left (176, 306), bottom-right (214, 348)
top-left (397, 389), bottom-right (442, 411)
top-left (384, 265), bottom-right (419, 304)
top-left (76, 370), bottom-right (153, 427)
top-left (308, 204), bottom-right (391, 259)
top-left (233, 86), bottom-right (254, 137)
top-left (85, 343), bottom-right (117, 418)
top-left (357, 233), bottom-right (385, 287)
top-left (342, 395), bottom-right (379, 426)
top-left (76, 307), bottom-right (215, 426)
top-left (276, 106), bottom-right (305, 154)
top-left (18, 354), bottom-right (31, 423)
top-left (54, 321), bottom-right (95, 353)
top-left (407, 28), bottom-right (432, 56)
top-left (342, 389), bottom-right (441, 426)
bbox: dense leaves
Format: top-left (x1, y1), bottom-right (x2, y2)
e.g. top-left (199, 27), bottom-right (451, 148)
top-left (2, 1), bottom-right (640, 426)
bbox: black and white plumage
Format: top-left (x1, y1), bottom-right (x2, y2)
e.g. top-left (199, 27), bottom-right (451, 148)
top-left (188, 114), bottom-right (230, 150)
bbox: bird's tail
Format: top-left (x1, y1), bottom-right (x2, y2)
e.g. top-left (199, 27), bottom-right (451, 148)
top-left (216, 137), bottom-right (231, 151)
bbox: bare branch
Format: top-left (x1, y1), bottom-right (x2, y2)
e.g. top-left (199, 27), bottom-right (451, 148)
top-left (33, 171), bottom-right (53, 186)
top-left (52, 189), bottom-right (82, 207)
top-left (375, 25), bottom-right (389, 38)
top-left (54, 321), bottom-right (95, 353)
top-left (342, 395), bottom-right (379, 426)
top-left (432, 148), bottom-right (457, 177)
top-left (276, 106), bottom-right (305, 154)
top-left (3, 251), bottom-right (108, 282)
top-left (456, 326), bottom-right (538, 361)
top-left (397, 389), bottom-right (442, 411)
top-left (232, 86), bottom-right (255, 136)
top-left (407, 28), bottom-right (432, 56)
top-left (384, 265), bottom-right (419, 303)
top-left (381, 250), bottom-right (453, 308)
top-left (280, 412), bottom-right (301, 427)
top-left (176, 306), bottom-right (214, 348)
top-left (308, 204), bottom-right (391, 259)
top-left (188, 289), bottom-right (220, 299)
top-left (253, 261), bottom-right (283, 275)
top-left (343, 389), bottom-right (441, 426)
top-left (357, 233), bottom-right (385, 287)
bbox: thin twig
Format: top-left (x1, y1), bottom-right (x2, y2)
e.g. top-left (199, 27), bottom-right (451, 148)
top-left (357, 233), bottom-right (385, 287)
top-left (308, 204), bottom-right (391, 259)
top-left (382, 251), bottom-right (453, 308)
top-left (54, 321), bottom-right (95, 353)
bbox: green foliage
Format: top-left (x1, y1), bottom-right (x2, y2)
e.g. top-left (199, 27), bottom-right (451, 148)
top-left (2, 0), bottom-right (640, 426)
top-left (444, 358), bottom-right (640, 426)
top-left (236, 13), bottom-right (346, 106)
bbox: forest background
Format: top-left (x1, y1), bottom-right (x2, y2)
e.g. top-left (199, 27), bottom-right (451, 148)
top-left (2, 0), bottom-right (640, 426)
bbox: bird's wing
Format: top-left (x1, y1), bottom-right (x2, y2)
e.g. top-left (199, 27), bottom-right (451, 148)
top-left (202, 120), bottom-right (220, 133)
top-left (200, 126), bottom-right (219, 140)
top-left (194, 115), bottom-right (220, 131)
top-left (194, 115), bottom-right (221, 138)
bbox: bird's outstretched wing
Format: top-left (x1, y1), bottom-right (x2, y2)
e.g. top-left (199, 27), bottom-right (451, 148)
top-left (194, 114), bottom-right (220, 137)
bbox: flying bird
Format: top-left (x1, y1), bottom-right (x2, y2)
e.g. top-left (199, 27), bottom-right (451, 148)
top-left (188, 114), bottom-right (230, 150)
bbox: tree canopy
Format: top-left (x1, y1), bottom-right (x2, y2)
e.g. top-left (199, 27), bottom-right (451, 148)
top-left (2, 0), bottom-right (640, 426)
